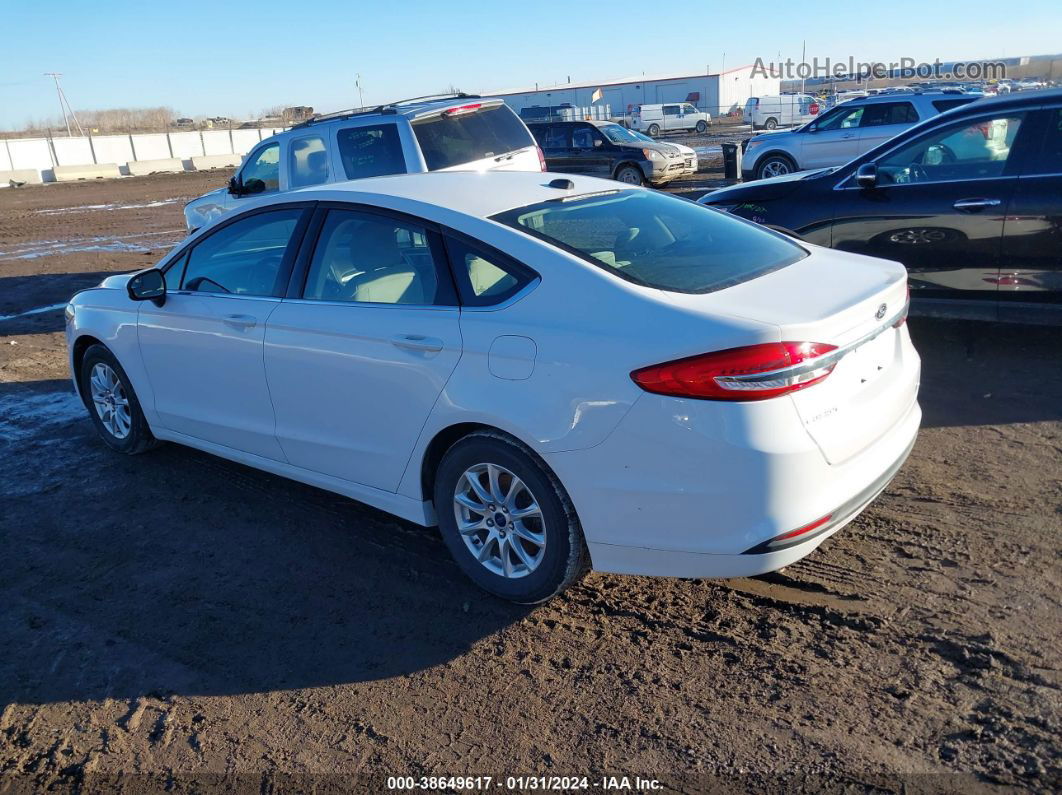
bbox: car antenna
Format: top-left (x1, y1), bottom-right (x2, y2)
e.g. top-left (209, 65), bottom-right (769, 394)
top-left (548, 178), bottom-right (574, 190)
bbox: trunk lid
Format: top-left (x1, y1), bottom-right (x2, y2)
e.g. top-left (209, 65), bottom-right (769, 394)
top-left (666, 245), bottom-right (916, 464)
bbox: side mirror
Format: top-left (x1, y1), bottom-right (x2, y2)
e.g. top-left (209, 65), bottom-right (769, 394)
top-left (127, 269), bottom-right (166, 306)
top-left (242, 178), bottom-right (266, 195)
top-left (856, 163), bottom-right (878, 189)
top-left (594, 139), bottom-right (603, 147)
top-left (227, 176), bottom-right (243, 196)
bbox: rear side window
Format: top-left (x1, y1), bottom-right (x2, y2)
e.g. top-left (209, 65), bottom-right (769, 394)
top-left (492, 190), bottom-right (807, 294)
top-left (445, 236), bottom-right (536, 307)
top-left (861, 102), bottom-right (919, 127)
top-left (336, 124), bottom-right (406, 180)
top-left (541, 126), bottom-right (568, 149)
top-left (932, 98), bottom-right (977, 113)
top-left (289, 135), bottom-right (329, 188)
top-left (413, 105), bottom-right (534, 170)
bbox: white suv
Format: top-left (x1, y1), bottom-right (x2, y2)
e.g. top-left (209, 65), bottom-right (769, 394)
top-left (628, 103), bottom-right (711, 137)
top-left (741, 92), bottom-right (980, 181)
top-left (183, 95), bottom-right (544, 231)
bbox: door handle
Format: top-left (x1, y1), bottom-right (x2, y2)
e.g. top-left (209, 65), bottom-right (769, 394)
top-left (222, 313), bottom-right (257, 330)
top-left (391, 334), bottom-right (444, 353)
top-left (842, 132), bottom-right (857, 139)
top-left (953, 198), bottom-right (1002, 212)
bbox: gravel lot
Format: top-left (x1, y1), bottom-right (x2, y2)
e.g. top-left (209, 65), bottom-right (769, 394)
top-left (1, 170), bottom-right (1059, 793)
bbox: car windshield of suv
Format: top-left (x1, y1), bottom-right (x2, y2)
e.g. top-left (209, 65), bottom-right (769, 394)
top-left (413, 104), bottom-right (534, 170)
top-left (600, 124), bottom-right (642, 144)
top-left (492, 190), bottom-right (807, 294)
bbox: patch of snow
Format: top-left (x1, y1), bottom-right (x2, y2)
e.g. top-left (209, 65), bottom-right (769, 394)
top-left (0, 303), bottom-right (68, 322)
top-left (0, 229), bottom-right (184, 262)
top-left (0, 390), bottom-right (87, 443)
top-left (34, 198), bottom-right (181, 215)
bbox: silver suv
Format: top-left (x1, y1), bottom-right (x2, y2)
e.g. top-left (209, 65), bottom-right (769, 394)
top-left (741, 92), bottom-right (980, 181)
top-left (183, 94), bottom-right (543, 231)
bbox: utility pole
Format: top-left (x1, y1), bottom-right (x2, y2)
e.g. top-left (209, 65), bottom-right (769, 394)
top-left (44, 73), bottom-right (83, 136)
top-left (355, 74), bottom-right (364, 108)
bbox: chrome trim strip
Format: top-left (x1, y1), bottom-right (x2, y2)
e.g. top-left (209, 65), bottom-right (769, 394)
top-left (716, 301), bottom-right (908, 386)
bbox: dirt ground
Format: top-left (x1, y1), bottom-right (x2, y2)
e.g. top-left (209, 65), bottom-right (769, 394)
top-left (0, 171), bottom-right (1059, 794)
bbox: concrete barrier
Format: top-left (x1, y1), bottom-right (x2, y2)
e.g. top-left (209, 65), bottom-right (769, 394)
top-left (191, 154), bottom-right (241, 171)
top-left (130, 133), bottom-right (171, 161)
top-left (0, 169), bottom-right (44, 187)
top-left (52, 137), bottom-right (95, 166)
top-left (126, 158), bottom-right (185, 176)
top-left (91, 135), bottom-right (135, 167)
top-left (169, 131), bottom-right (204, 159)
top-left (53, 163), bottom-right (122, 182)
top-left (231, 128), bottom-right (262, 154)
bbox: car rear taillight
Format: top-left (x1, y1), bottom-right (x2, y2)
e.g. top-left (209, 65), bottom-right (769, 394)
top-left (443, 103), bottom-right (482, 117)
top-left (893, 285), bottom-right (911, 328)
top-left (631, 341), bottom-right (839, 401)
top-left (536, 146), bottom-right (547, 172)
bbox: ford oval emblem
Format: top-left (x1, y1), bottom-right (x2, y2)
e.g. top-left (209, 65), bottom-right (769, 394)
top-left (875, 303), bottom-right (888, 320)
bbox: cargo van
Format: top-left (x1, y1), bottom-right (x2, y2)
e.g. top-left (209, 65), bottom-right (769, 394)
top-left (743, 94), bottom-right (820, 130)
top-left (628, 103), bottom-right (711, 136)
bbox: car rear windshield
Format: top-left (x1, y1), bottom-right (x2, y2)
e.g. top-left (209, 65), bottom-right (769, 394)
top-left (413, 104), bottom-right (534, 170)
top-left (492, 190), bottom-right (807, 294)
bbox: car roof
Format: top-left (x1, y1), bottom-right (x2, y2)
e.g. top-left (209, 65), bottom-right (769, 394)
top-left (281, 171), bottom-right (630, 219)
top-left (283, 94), bottom-right (502, 133)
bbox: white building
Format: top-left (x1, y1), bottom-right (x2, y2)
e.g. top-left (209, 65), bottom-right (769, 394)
top-left (486, 65), bottom-right (779, 120)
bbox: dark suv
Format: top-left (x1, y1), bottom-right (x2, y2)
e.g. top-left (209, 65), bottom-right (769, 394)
top-left (528, 120), bottom-right (690, 186)
top-left (700, 89), bottom-right (1062, 324)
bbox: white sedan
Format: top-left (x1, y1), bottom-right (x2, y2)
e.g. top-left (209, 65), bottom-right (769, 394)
top-left (65, 171), bottom-right (921, 602)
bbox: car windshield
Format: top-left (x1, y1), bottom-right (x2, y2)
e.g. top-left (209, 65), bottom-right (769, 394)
top-left (600, 124), bottom-right (642, 144)
top-left (492, 190), bottom-right (807, 294)
top-left (412, 104), bottom-right (534, 170)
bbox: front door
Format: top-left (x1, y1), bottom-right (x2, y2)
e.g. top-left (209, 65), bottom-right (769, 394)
top-left (832, 111), bottom-right (1030, 308)
top-left (139, 206), bottom-right (308, 459)
top-left (802, 103), bottom-right (866, 169)
top-left (264, 207), bottom-right (462, 492)
top-left (570, 125), bottom-right (611, 176)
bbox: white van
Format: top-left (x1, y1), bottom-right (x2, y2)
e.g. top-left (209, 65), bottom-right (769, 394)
top-left (742, 94), bottom-right (820, 130)
top-left (629, 103), bottom-right (711, 136)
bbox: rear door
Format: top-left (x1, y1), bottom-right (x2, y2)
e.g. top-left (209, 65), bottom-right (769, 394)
top-left (856, 101), bottom-right (920, 154)
top-left (802, 103), bottom-right (866, 169)
top-left (264, 205), bottom-right (462, 491)
top-left (832, 109), bottom-right (1032, 310)
top-left (996, 106), bottom-right (1062, 323)
top-left (411, 101), bottom-right (539, 173)
top-left (535, 124), bottom-right (574, 173)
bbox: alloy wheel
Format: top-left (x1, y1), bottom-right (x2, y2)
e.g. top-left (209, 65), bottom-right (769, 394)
top-left (453, 463), bottom-right (546, 579)
top-left (89, 362), bottom-right (131, 439)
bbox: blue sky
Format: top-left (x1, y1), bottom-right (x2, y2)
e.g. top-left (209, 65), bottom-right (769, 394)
top-left (2, 0), bottom-right (1060, 128)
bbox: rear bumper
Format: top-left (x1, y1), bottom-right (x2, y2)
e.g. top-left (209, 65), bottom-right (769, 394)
top-left (544, 355), bottom-right (921, 579)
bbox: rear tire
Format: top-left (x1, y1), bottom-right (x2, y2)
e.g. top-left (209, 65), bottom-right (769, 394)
top-left (695, 120), bottom-right (708, 133)
top-left (646, 123), bottom-right (660, 137)
top-left (614, 164), bottom-right (645, 185)
top-left (764, 117), bottom-right (779, 130)
top-left (79, 344), bottom-right (159, 455)
top-left (434, 431), bottom-right (588, 603)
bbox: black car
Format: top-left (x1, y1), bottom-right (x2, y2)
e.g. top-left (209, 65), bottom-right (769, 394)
top-left (527, 120), bottom-right (690, 187)
top-left (701, 89), bottom-right (1062, 324)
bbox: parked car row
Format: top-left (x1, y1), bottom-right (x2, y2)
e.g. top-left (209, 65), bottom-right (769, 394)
top-left (702, 88), bottom-right (1062, 324)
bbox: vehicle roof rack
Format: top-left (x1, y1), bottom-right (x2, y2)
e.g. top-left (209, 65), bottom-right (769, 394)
top-left (291, 93), bottom-right (484, 129)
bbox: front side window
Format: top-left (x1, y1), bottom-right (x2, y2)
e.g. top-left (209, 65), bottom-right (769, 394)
top-left (289, 135), bottom-right (329, 188)
top-left (239, 143), bottom-right (280, 193)
top-left (861, 102), bottom-right (919, 127)
top-left (336, 124), bottom-right (406, 180)
top-left (303, 209), bottom-right (450, 305)
top-left (492, 190), bottom-right (807, 294)
top-left (816, 105), bottom-right (864, 131)
top-left (445, 237), bottom-right (534, 307)
top-left (682, 104), bottom-right (697, 115)
top-left (572, 126), bottom-right (600, 148)
top-left (876, 114), bottom-right (1024, 184)
top-left (413, 104), bottom-right (534, 170)
top-left (181, 208), bottom-right (302, 296)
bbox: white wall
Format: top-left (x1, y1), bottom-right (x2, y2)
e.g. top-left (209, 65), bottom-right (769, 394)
top-left (0, 126), bottom-right (285, 184)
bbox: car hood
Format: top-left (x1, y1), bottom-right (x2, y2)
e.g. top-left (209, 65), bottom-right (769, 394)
top-left (99, 273), bottom-right (135, 290)
top-left (701, 167), bottom-right (833, 203)
top-left (188, 186), bottom-right (228, 206)
top-left (617, 140), bottom-right (683, 157)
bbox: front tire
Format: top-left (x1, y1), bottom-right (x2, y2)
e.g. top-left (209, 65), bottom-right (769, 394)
top-left (79, 344), bottom-right (158, 455)
top-left (614, 164), bottom-right (646, 185)
top-left (434, 431), bottom-right (588, 603)
top-left (755, 153), bottom-right (797, 180)
top-left (695, 120), bottom-right (708, 133)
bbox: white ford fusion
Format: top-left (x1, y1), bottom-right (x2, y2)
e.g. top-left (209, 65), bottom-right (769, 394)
top-left (65, 171), bottom-right (920, 603)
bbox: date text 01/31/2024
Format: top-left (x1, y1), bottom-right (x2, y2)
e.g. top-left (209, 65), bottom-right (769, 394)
top-left (386, 775), bottom-right (663, 791)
